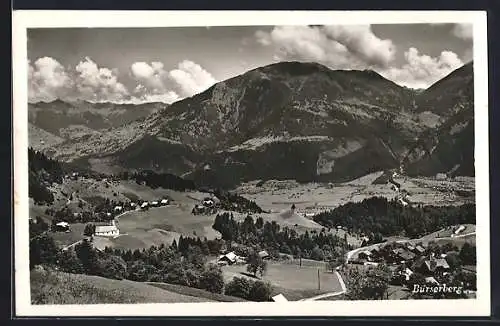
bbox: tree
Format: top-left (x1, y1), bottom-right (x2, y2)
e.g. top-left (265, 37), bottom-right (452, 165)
top-left (75, 239), bottom-right (100, 275)
top-left (445, 252), bottom-right (462, 270)
top-left (246, 251), bottom-right (267, 278)
top-left (255, 217), bottom-right (264, 229)
top-left (57, 248), bottom-right (84, 274)
top-left (310, 246), bottom-right (325, 261)
top-left (344, 264), bottom-right (391, 300)
top-left (83, 223), bottom-right (95, 236)
top-left (248, 280), bottom-right (273, 302)
top-left (199, 264), bottom-right (225, 293)
top-left (224, 277), bottom-right (252, 299)
top-left (30, 234), bottom-right (59, 268)
top-left (459, 243), bottom-right (476, 265)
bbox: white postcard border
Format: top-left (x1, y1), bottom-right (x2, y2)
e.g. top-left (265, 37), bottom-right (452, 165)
top-left (12, 10), bottom-right (490, 317)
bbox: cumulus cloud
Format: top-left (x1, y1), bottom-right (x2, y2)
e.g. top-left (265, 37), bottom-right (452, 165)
top-left (255, 25), bottom-right (395, 69)
top-left (380, 47), bottom-right (464, 89)
top-left (323, 25), bottom-right (395, 67)
top-left (168, 60), bottom-right (217, 97)
top-left (452, 23), bottom-right (473, 40)
top-left (28, 57), bottom-right (73, 102)
top-left (28, 56), bottom-right (216, 104)
top-left (74, 57), bottom-right (129, 102)
top-left (130, 61), bottom-right (168, 91)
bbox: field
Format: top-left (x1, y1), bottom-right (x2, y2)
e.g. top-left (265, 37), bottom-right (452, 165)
top-left (235, 172), bottom-right (475, 214)
top-left (30, 172), bottom-right (475, 252)
top-left (100, 203), bottom-right (220, 250)
top-left (30, 268), bottom-right (214, 304)
top-left (220, 261), bottom-right (343, 301)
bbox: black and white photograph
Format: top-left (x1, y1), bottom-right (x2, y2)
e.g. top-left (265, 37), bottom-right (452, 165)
top-left (13, 10), bottom-right (490, 317)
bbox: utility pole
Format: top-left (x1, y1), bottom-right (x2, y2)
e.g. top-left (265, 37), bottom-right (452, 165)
top-left (317, 269), bottom-right (321, 291)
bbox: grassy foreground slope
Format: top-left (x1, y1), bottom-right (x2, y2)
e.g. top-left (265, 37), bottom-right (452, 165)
top-left (31, 268), bottom-right (214, 304)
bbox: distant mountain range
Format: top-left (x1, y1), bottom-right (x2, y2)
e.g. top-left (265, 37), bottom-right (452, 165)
top-left (29, 61), bottom-right (474, 188)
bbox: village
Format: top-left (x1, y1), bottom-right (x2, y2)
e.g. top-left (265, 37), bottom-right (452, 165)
top-left (346, 224), bottom-right (476, 297)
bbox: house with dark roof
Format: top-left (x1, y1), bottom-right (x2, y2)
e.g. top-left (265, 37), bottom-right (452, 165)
top-left (417, 257), bottom-right (450, 275)
top-left (258, 250), bottom-right (270, 259)
top-left (414, 245), bottom-right (426, 254)
top-left (392, 248), bottom-right (416, 262)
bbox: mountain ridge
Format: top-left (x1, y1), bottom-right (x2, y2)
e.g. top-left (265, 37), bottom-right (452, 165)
top-left (29, 61), bottom-right (475, 186)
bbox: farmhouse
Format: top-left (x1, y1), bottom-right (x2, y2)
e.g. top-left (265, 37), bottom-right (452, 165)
top-left (258, 250), bottom-right (270, 260)
top-left (202, 198), bottom-right (215, 207)
top-left (392, 248), bottom-right (416, 262)
top-left (95, 220), bottom-right (119, 237)
top-left (425, 276), bottom-right (440, 285)
top-left (218, 252), bottom-right (238, 265)
top-left (358, 250), bottom-right (373, 261)
top-left (417, 258), bottom-right (450, 275)
top-left (114, 206), bottom-right (123, 212)
top-left (160, 199), bottom-right (169, 205)
top-left (54, 221), bottom-right (70, 232)
top-left (454, 225), bottom-right (466, 235)
top-left (151, 201), bottom-right (159, 207)
top-left (436, 173), bottom-right (447, 180)
top-left (414, 245), bottom-right (426, 254)
top-left (140, 202), bottom-right (149, 209)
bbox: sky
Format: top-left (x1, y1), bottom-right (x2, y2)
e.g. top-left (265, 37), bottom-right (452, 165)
top-left (27, 23), bottom-right (473, 104)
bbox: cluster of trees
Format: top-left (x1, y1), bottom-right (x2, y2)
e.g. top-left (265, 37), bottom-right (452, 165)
top-left (343, 264), bottom-right (392, 300)
top-left (313, 197), bottom-right (475, 239)
top-left (212, 213), bottom-right (349, 261)
top-left (29, 231), bottom-right (273, 302)
top-left (29, 148), bottom-right (64, 205)
top-left (119, 170), bottom-right (196, 191)
top-left (224, 277), bottom-right (273, 301)
top-left (213, 189), bottom-right (264, 214)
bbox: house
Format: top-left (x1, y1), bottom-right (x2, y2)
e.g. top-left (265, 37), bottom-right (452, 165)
top-left (106, 212), bottom-right (112, 218)
top-left (202, 198), bottom-right (215, 207)
top-left (425, 276), bottom-right (440, 285)
top-left (95, 220), bottom-right (119, 237)
top-left (258, 250), bottom-right (270, 260)
top-left (140, 202), bottom-right (149, 209)
top-left (54, 221), bottom-right (70, 232)
top-left (358, 250), bottom-right (373, 261)
top-left (218, 252), bottom-right (238, 265)
top-left (454, 225), bottom-right (466, 235)
top-left (406, 244), bottom-right (416, 252)
top-left (436, 173), bottom-right (447, 180)
top-left (393, 248), bottom-right (416, 262)
top-left (403, 268), bottom-right (414, 281)
top-left (272, 294), bottom-right (288, 302)
top-left (160, 199), bottom-right (169, 206)
top-left (114, 206), bottom-right (123, 212)
top-left (151, 201), bottom-right (159, 207)
top-left (418, 258), bottom-right (450, 275)
top-left (414, 245), bottom-right (426, 255)
top-left (130, 202), bottom-right (137, 208)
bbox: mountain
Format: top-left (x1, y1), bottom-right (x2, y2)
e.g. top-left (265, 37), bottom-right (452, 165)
top-left (28, 99), bottom-right (166, 142)
top-left (403, 62), bottom-right (474, 177)
top-left (33, 61), bottom-right (475, 186)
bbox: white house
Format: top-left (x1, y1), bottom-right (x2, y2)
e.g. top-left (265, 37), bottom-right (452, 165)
top-left (454, 225), bottom-right (466, 235)
top-left (95, 220), bottom-right (119, 237)
top-left (160, 199), bottom-right (169, 205)
top-left (55, 221), bottom-right (70, 232)
top-left (114, 206), bottom-right (123, 212)
top-left (151, 201), bottom-right (159, 207)
top-left (140, 202), bottom-right (149, 209)
top-left (202, 198), bottom-right (214, 207)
